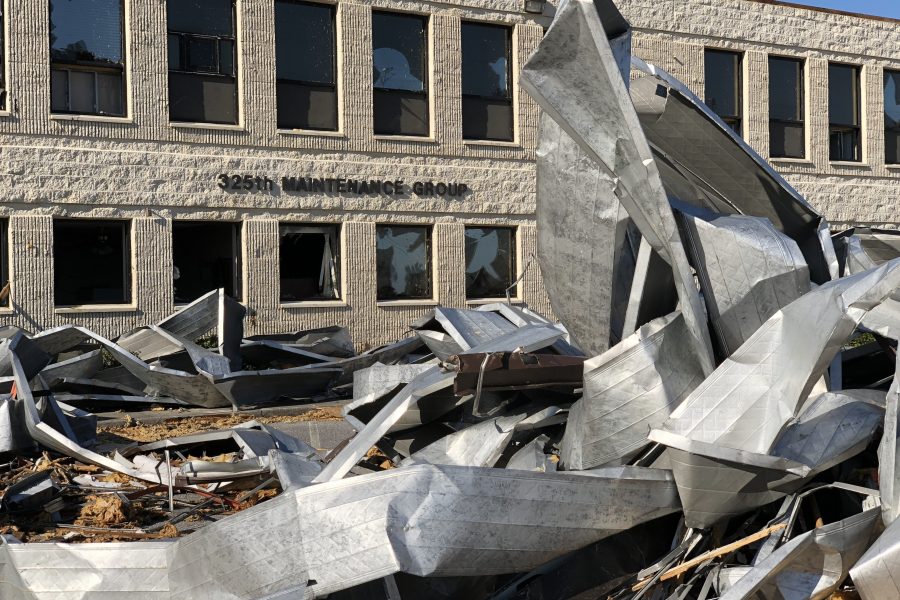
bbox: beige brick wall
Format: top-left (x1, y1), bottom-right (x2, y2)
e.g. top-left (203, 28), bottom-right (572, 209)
top-left (0, 0), bottom-right (553, 346)
top-left (618, 0), bottom-right (900, 228)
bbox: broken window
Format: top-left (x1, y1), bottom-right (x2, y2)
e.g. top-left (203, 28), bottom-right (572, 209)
top-left (461, 22), bottom-right (513, 141)
top-left (885, 70), bottom-right (900, 164)
top-left (769, 56), bottom-right (805, 159)
top-left (704, 49), bottom-right (742, 135)
top-left (372, 11), bottom-right (429, 137)
top-left (376, 225), bottom-right (431, 300)
top-left (172, 221), bottom-right (242, 304)
top-left (279, 224), bottom-right (340, 302)
top-left (50, 0), bottom-right (125, 116)
top-left (167, 0), bottom-right (237, 124)
top-left (275, 0), bottom-right (337, 131)
top-left (465, 227), bottom-right (515, 299)
top-left (53, 219), bottom-right (131, 306)
top-left (828, 63), bottom-right (861, 162)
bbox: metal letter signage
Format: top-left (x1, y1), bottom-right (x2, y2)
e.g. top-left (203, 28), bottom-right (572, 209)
top-left (217, 174), bottom-right (469, 197)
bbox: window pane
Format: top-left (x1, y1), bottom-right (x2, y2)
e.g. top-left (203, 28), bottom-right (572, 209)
top-left (829, 63), bottom-right (859, 127)
top-left (277, 82), bottom-right (337, 130)
top-left (50, 0), bottom-right (123, 65)
top-left (219, 39), bottom-right (234, 76)
top-left (275, 1), bottom-right (335, 85)
top-left (187, 37), bottom-right (218, 72)
top-left (279, 224), bottom-right (340, 301)
top-left (167, 34), bottom-right (182, 69)
top-left (770, 122), bottom-right (804, 159)
top-left (372, 12), bottom-right (426, 92)
top-left (704, 49), bottom-right (741, 121)
top-left (462, 96), bottom-right (513, 141)
top-left (461, 23), bottom-right (510, 99)
top-left (51, 69), bottom-right (69, 112)
top-left (69, 70), bottom-right (96, 113)
top-left (169, 72), bottom-right (237, 123)
top-left (829, 128), bottom-right (860, 162)
top-left (373, 90), bottom-right (428, 136)
top-left (96, 71), bottom-right (124, 115)
top-left (887, 130), bottom-right (900, 165)
top-left (769, 57), bottom-right (802, 122)
top-left (167, 0), bottom-right (234, 36)
top-left (173, 221), bottom-right (241, 303)
top-left (54, 220), bottom-right (130, 305)
top-left (465, 227), bottom-right (515, 298)
top-left (376, 226), bottom-right (431, 300)
top-left (885, 70), bottom-right (900, 164)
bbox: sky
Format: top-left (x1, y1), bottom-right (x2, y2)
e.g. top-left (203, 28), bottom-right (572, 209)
top-left (784, 0), bottom-right (900, 19)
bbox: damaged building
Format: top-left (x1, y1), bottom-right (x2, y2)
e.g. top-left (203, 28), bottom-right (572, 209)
top-left (0, 0), bottom-right (553, 346)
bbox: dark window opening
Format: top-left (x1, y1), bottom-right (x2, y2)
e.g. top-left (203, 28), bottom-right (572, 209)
top-left (50, 0), bottom-right (125, 116)
top-left (769, 56), bottom-right (805, 159)
top-left (704, 49), bottom-right (742, 135)
top-left (279, 224), bottom-right (340, 302)
top-left (885, 70), bottom-right (900, 164)
top-left (167, 0), bottom-right (237, 124)
top-left (829, 63), bottom-right (861, 162)
top-left (461, 22), bottom-right (513, 141)
top-left (172, 221), bottom-right (242, 303)
top-left (275, 1), bottom-right (337, 131)
top-left (0, 221), bottom-right (9, 308)
top-left (376, 225), bottom-right (431, 300)
top-left (465, 227), bottom-right (515, 299)
top-left (53, 220), bottom-right (131, 306)
top-left (372, 11), bottom-right (428, 136)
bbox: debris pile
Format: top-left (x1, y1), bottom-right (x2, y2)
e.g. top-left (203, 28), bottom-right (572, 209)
top-left (1, 0), bottom-right (900, 597)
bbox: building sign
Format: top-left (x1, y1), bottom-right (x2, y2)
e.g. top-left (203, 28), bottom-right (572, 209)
top-left (217, 174), bottom-right (469, 197)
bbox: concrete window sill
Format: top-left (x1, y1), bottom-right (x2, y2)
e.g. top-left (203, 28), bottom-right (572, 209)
top-left (55, 304), bottom-right (138, 314)
top-left (829, 161), bottom-right (870, 168)
top-left (50, 113), bottom-right (133, 124)
top-left (170, 122), bottom-right (245, 132)
top-left (277, 129), bottom-right (346, 139)
top-left (769, 157), bottom-right (814, 167)
top-left (465, 298), bottom-right (522, 306)
top-left (464, 139), bottom-right (521, 149)
top-left (373, 135), bottom-right (438, 144)
top-left (280, 300), bottom-right (348, 309)
top-left (376, 299), bottom-right (439, 308)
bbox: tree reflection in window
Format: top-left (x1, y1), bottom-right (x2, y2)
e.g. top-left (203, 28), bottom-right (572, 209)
top-left (465, 227), bottom-right (515, 299)
top-left (372, 12), bottom-right (428, 136)
top-left (376, 226), bottom-right (432, 300)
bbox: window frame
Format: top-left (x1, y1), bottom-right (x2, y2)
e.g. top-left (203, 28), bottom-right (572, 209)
top-left (704, 48), bottom-right (743, 135)
top-left (371, 10), bottom-right (430, 137)
top-left (460, 20), bottom-right (514, 142)
top-left (49, 0), bottom-right (127, 117)
top-left (166, 0), bottom-right (238, 125)
top-left (375, 224), bottom-right (433, 302)
top-left (274, 0), bottom-right (338, 132)
top-left (828, 61), bottom-right (862, 163)
top-left (884, 68), bottom-right (900, 165)
top-left (278, 223), bottom-right (342, 303)
top-left (52, 218), bottom-right (133, 308)
top-left (464, 225), bottom-right (517, 300)
top-left (768, 55), bottom-right (806, 160)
